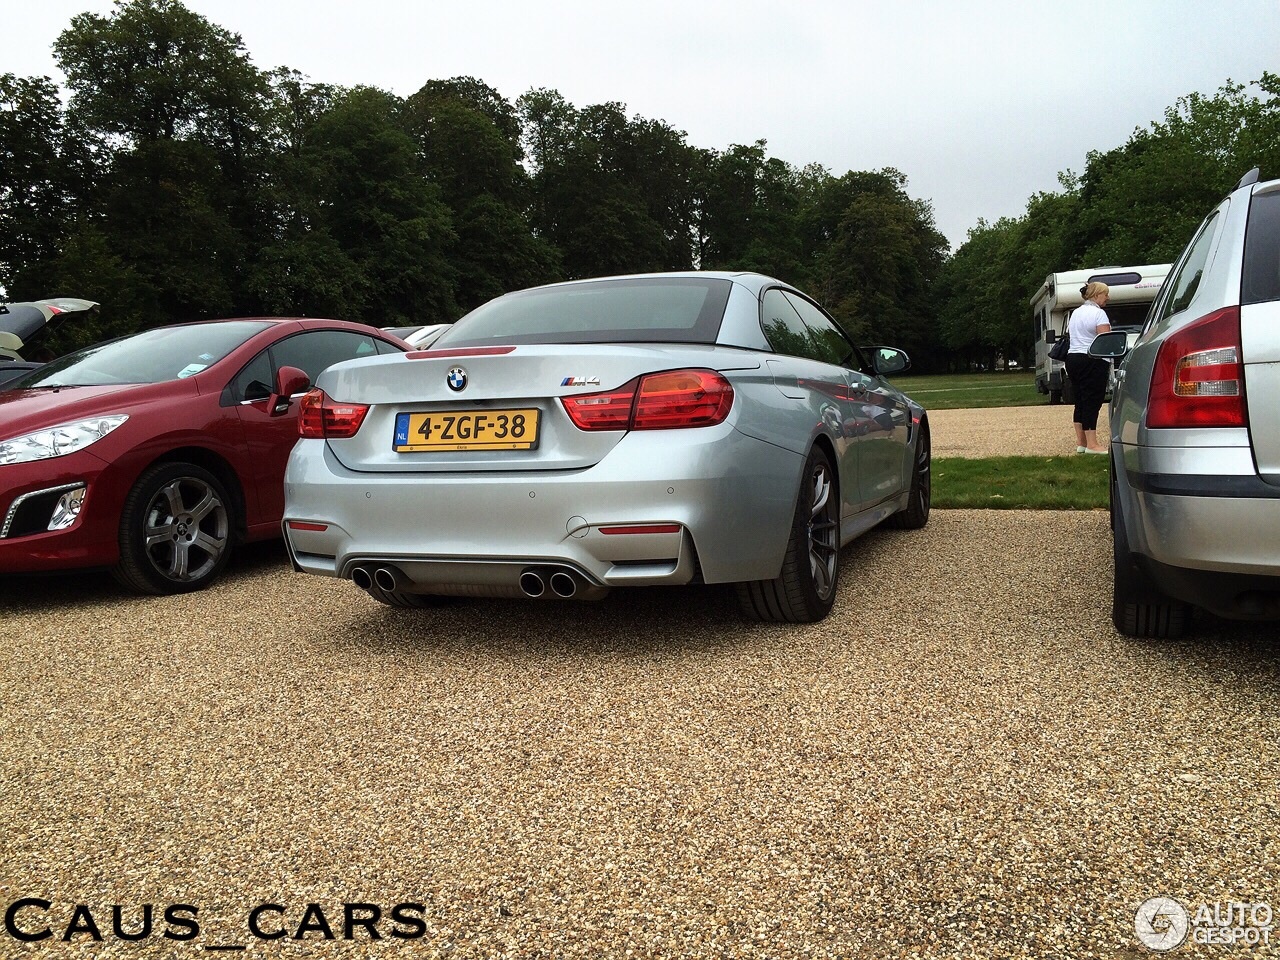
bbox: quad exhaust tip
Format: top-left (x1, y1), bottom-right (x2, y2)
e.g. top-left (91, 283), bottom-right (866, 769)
top-left (549, 571), bottom-right (577, 598)
top-left (352, 565), bottom-right (405, 593)
top-left (373, 566), bottom-right (401, 592)
top-left (355, 563), bottom-right (598, 601)
top-left (521, 567), bottom-right (583, 599)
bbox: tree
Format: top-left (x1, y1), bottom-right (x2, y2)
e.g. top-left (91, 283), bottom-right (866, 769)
top-left (46, 0), bottom-right (272, 331)
top-left (519, 90), bottom-right (699, 279)
top-left (802, 169), bottom-right (947, 364)
top-left (404, 78), bottom-right (559, 309)
top-left (697, 141), bottom-right (806, 279)
top-left (0, 75), bottom-right (69, 297)
top-left (302, 86), bottom-right (458, 324)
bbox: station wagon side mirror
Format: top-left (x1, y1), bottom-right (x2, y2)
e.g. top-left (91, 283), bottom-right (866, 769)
top-left (869, 346), bottom-right (910, 376)
top-left (271, 365), bottom-right (310, 416)
top-left (1088, 331), bottom-right (1129, 359)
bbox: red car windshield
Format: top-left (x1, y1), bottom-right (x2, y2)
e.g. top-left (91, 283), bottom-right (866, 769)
top-left (13, 321), bottom-right (273, 388)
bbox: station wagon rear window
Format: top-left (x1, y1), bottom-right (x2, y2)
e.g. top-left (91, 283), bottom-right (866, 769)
top-left (1242, 190), bottom-right (1280, 305)
top-left (434, 278), bottom-right (733, 347)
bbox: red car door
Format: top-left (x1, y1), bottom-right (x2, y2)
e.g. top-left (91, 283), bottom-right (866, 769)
top-left (232, 328), bottom-right (396, 532)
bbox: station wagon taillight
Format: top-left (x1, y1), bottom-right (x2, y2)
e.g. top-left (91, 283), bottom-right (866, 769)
top-left (298, 388), bottom-right (370, 439)
top-left (561, 369), bottom-right (734, 431)
top-left (1147, 306), bottom-right (1247, 428)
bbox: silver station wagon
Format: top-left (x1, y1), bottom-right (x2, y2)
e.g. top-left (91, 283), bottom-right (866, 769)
top-left (1092, 169), bottom-right (1280, 637)
top-left (282, 272), bottom-right (931, 623)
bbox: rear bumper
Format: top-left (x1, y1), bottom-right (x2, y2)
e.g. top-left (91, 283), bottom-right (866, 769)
top-left (1118, 462), bottom-right (1280, 619)
top-left (282, 427), bottom-right (804, 590)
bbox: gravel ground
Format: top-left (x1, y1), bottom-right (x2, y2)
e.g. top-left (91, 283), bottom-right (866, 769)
top-left (2, 509), bottom-right (1278, 959)
top-left (929, 404), bottom-right (1111, 459)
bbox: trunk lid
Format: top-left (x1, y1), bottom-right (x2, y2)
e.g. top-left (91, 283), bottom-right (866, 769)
top-left (316, 343), bottom-right (759, 473)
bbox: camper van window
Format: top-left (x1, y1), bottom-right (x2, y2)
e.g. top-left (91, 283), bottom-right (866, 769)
top-left (1088, 271), bottom-right (1142, 287)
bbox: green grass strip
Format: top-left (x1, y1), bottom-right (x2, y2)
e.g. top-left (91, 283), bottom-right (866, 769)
top-left (887, 372), bottom-right (1042, 410)
top-left (933, 455), bottom-right (1110, 510)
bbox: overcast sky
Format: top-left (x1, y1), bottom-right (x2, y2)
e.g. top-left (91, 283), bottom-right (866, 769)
top-left (8, 0), bottom-right (1279, 250)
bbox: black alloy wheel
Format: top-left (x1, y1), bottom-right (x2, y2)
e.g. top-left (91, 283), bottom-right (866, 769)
top-left (737, 446), bottom-right (841, 623)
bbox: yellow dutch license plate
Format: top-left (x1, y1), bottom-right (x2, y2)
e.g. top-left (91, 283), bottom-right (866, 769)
top-left (394, 409), bottom-right (540, 452)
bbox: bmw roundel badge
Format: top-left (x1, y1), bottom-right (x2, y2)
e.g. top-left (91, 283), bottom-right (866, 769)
top-left (446, 366), bottom-right (467, 392)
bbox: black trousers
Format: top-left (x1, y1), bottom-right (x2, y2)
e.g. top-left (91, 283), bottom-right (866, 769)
top-left (1064, 353), bottom-right (1109, 431)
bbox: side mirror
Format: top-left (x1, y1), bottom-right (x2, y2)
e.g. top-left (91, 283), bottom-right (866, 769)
top-left (270, 365), bottom-right (310, 416)
top-left (870, 346), bottom-right (910, 376)
top-left (1045, 329), bottom-right (1059, 343)
top-left (1088, 331), bottom-right (1129, 359)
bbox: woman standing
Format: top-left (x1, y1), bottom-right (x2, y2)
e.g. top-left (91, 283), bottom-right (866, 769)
top-left (1066, 281), bottom-right (1112, 454)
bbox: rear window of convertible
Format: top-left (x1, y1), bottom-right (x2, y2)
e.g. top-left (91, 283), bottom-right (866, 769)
top-left (434, 278), bottom-right (733, 347)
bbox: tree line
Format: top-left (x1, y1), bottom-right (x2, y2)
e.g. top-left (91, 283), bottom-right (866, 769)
top-left (1, 0), bottom-right (1276, 372)
top-left (939, 76), bottom-right (1280, 369)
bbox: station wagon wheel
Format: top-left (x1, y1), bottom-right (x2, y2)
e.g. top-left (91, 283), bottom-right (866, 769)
top-left (114, 462), bottom-right (233, 595)
top-left (736, 446), bottom-right (840, 623)
top-left (886, 417), bottom-right (930, 530)
top-left (1110, 463), bottom-right (1190, 638)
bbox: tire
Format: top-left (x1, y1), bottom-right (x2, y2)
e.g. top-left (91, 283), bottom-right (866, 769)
top-left (736, 446), bottom-right (840, 623)
top-left (1110, 464), bottom-right (1190, 638)
top-left (885, 418), bottom-right (930, 530)
top-left (1049, 388), bottom-right (1063, 405)
top-left (114, 462), bottom-right (233, 594)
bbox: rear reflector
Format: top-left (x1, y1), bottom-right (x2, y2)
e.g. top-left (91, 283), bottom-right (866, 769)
top-left (1148, 306), bottom-right (1247, 428)
top-left (561, 369), bottom-right (734, 431)
top-left (287, 520), bottom-right (329, 532)
top-left (599, 524), bottom-right (683, 536)
top-left (298, 389), bottom-right (371, 439)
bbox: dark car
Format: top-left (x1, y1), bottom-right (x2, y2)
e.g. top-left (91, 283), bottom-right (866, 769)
top-left (0, 298), bottom-right (99, 388)
top-left (0, 317), bottom-right (407, 593)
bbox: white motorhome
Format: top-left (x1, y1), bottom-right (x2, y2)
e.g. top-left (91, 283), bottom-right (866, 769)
top-left (1031, 264), bottom-right (1169, 404)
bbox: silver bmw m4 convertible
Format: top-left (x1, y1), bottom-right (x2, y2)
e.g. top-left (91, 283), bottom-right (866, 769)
top-left (282, 272), bottom-right (930, 622)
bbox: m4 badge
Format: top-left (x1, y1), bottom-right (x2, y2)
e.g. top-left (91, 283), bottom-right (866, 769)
top-left (560, 376), bottom-right (601, 386)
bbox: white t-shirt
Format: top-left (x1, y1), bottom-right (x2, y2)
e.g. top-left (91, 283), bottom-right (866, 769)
top-left (1068, 301), bottom-right (1109, 354)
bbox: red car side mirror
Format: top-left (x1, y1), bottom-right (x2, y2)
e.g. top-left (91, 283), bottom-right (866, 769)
top-left (270, 365), bottom-right (310, 416)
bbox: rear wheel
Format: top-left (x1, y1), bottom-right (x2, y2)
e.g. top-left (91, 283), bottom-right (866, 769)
top-left (1062, 376), bottom-right (1076, 406)
top-left (885, 418), bottom-right (930, 530)
top-left (1111, 465), bottom-right (1190, 638)
top-left (114, 462), bottom-right (233, 594)
top-left (737, 446), bottom-right (840, 623)
top-left (1049, 388), bottom-right (1063, 405)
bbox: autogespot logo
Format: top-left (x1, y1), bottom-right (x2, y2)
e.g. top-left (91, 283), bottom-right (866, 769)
top-left (1135, 896), bottom-right (1275, 951)
top-left (1135, 897), bottom-right (1190, 951)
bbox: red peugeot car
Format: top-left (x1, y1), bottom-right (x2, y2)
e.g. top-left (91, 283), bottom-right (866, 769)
top-left (0, 318), bottom-right (407, 593)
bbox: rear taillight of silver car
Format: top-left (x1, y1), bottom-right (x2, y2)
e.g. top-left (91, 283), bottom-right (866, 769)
top-left (561, 369), bottom-right (734, 431)
top-left (1147, 306), bottom-right (1248, 428)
